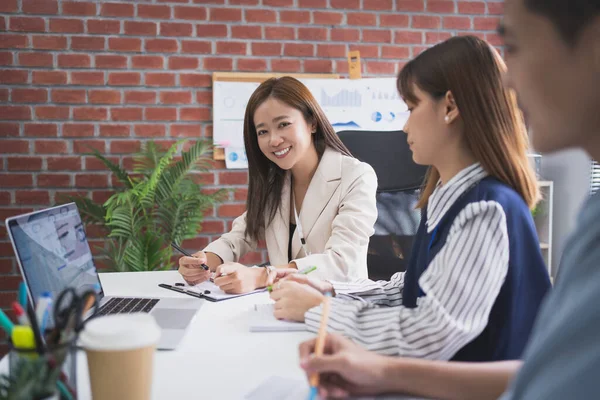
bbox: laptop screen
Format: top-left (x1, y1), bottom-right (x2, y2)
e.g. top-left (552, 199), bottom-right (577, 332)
top-left (7, 203), bottom-right (103, 308)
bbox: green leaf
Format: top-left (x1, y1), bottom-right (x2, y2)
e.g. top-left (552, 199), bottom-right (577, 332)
top-left (65, 139), bottom-right (224, 272)
top-left (63, 196), bottom-right (106, 226)
top-left (137, 140), bottom-right (183, 213)
top-left (97, 239), bottom-right (127, 272)
top-left (88, 148), bottom-right (133, 189)
top-left (0, 354), bottom-right (63, 400)
top-left (156, 140), bottom-right (213, 202)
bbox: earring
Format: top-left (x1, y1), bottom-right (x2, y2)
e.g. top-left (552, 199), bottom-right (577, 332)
top-left (444, 116), bottom-right (450, 123)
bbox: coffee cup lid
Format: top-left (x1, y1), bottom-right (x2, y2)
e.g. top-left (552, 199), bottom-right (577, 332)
top-left (80, 313), bottom-right (160, 351)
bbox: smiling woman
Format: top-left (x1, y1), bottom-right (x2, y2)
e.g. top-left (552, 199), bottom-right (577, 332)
top-left (243, 77), bottom-right (352, 243)
top-left (177, 77), bottom-right (378, 294)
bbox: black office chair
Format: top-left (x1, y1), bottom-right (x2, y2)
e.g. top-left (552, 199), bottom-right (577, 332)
top-left (337, 130), bottom-right (429, 281)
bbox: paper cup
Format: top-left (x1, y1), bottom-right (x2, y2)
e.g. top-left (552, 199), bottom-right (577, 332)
top-left (79, 313), bottom-right (161, 400)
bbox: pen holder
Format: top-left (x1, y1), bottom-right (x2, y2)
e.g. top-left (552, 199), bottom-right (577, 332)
top-left (6, 339), bottom-right (77, 400)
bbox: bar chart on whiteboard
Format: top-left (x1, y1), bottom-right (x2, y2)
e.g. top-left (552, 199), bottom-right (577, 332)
top-left (304, 78), bottom-right (409, 133)
top-left (213, 78), bottom-right (408, 169)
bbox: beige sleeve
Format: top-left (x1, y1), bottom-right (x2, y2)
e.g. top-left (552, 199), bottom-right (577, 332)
top-left (203, 212), bottom-right (257, 263)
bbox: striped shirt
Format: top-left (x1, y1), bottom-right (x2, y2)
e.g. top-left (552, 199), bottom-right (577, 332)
top-left (304, 163), bottom-right (511, 359)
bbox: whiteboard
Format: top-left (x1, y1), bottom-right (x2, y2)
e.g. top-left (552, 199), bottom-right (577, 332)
top-left (213, 78), bottom-right (409, 169)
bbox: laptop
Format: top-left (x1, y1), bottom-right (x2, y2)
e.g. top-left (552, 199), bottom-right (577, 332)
top-left (5, 203), bottom-right (202, 350)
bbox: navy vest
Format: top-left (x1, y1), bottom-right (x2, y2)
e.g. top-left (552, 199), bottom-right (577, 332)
top-left (402, 177), bottom-right (551, 362)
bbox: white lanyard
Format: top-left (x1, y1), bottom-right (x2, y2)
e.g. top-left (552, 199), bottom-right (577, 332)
top-left (293, 193), bottom-right (311, 256)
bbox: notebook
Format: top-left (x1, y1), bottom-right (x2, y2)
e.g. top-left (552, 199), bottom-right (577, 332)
top-left (249, 303), bottom-right (307, 332)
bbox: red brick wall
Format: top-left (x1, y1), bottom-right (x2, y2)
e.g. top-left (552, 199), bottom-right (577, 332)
top-left (0, 0), bottom-right (503, 354)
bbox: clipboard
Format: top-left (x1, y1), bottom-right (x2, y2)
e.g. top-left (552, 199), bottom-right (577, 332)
top-left (158, 282), bottom-right (265, 302)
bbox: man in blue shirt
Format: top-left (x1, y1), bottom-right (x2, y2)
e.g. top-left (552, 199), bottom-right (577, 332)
top-left (298, 0), bottom-right (600, 399)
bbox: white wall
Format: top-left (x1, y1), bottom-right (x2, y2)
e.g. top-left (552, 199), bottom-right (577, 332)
top-left (541, 149), bottom-right (591, 274)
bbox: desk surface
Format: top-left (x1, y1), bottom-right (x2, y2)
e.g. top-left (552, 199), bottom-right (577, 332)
top-left (1, 271), bottom-right (314, 400)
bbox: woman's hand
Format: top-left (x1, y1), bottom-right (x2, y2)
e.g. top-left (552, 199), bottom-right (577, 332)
top-left (213, 263), bottom-right (265, 294)
top-left (299, 333), bottom-right (392, 398)
top-left (282, 274), bottom-right (334, 295)
top-left (270, 267), bottom-right (301, 284)
top-left (177, 251), bottom-right (211, 285)
top-left (269, 280), bottom-right (325, 322)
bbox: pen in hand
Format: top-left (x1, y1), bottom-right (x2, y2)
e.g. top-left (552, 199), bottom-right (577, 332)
top-left (171, 242), bottom-right (209, 271)
top-left (267, 265), bottom-right (317, 293)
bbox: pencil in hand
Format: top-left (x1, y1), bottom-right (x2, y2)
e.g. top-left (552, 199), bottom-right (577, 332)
top-left (267, 265), bottom-right (317, 292)
top-left (308, 292), bottom-right (331, 400)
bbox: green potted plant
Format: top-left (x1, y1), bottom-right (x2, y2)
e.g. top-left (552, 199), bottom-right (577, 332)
top-left (0, 358), bottom-right (62, 400)
top-left (68, 140), bottom-right (226, 272)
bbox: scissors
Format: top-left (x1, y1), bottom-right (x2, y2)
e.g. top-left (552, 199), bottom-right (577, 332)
top-left (52, 287), bottom-right (99, 344)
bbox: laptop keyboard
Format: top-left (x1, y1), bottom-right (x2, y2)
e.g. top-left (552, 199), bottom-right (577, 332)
top-left (96, 297), bottom-right (159, 316)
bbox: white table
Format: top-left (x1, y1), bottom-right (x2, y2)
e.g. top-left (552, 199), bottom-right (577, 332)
top-left (1, 271), bottom-right (314, 400)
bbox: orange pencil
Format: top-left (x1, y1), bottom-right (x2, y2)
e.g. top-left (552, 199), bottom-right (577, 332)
top-left (309, 292), bottom-right (331, 400)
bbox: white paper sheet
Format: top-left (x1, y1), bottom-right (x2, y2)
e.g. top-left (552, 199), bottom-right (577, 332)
top-left (184, 280), bottom-right (265, 301)
top-left (213, 81), bottom-right (259, 148)
top-left (249, 303), bottom-right (307, 332)
top-left (302, 78), bottom-right (408, 132)
top-left (224, 146), bottom-right (248, 169)
top-left (245, 376), bottom-right (426, 400)
top-left (244, 376), bottom-right (311, 400)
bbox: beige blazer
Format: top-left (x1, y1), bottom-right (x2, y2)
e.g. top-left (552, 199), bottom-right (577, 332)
top-left (203, 148), bottom-right (378, 281)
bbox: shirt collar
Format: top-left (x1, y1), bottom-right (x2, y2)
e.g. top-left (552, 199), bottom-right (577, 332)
top-left (426, 163), bottom-right (488, 232)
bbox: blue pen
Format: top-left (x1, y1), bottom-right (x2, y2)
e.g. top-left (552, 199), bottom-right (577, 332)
top-left (18, 281), bottom-right (28, 308)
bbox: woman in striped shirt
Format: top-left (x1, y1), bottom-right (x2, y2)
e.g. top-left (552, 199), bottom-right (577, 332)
top-left (270, 35), bottom-right (551, 362)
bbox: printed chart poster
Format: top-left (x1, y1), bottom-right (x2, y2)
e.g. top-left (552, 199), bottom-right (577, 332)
top-left (213, 81), bottom-right (259, 149)
top-left (302, 78), bottom-right (409, 133)
top-left (213, 78), bottom-right (408, 169)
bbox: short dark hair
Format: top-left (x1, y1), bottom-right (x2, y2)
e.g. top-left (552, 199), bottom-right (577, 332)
top-left (524, 0), bottom-right (600, 45)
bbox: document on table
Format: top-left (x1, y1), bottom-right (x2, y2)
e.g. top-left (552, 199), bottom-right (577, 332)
top-left (244, 376), bottom-right (310, 400)
top-left (245, 376), bottom-right (428, 400)
top-left (249, 303), bottom-right (307, 332)
top-left (184, 280), bottom-right (265, 302)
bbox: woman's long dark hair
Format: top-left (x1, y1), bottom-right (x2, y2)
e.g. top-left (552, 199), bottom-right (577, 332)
top-left (243, 77), bottom-right (352, 243)
top-left (397, 35), bottom-right (539, 209)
